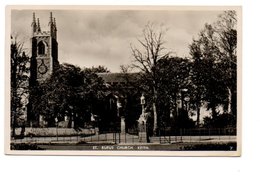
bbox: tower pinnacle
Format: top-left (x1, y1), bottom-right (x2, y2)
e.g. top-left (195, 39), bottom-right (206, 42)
top-left (31, 12), bottom-right (37, 34)
top-left (54, 18), bottom-right (56, 27)
top-left (32, 12), bottom-right (36, 24)
top-left (49, 12), bottom-right (53, 25)
top-left (37, 18), bottom-right (41, 32)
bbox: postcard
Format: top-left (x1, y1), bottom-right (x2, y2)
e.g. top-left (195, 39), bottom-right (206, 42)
top-left (5, 5), bottom-right (242, 156)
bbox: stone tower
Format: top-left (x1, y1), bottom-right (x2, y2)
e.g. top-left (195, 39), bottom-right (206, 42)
top-left (31, 12), bottom-right (59, 82)
top-left (27, 12), bottom-right (59, 127)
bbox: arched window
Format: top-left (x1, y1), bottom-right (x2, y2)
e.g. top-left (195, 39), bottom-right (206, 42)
top-left (38, 41), bottom-right (45, 55)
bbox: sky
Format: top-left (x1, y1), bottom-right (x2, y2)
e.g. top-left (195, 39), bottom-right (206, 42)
top-left (11, 9), bottom-right (223, 72)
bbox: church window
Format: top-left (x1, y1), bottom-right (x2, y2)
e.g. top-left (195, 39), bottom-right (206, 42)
top-left (38, 41), bottom-right (45, 55)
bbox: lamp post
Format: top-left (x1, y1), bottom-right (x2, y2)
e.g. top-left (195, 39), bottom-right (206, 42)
top-left (140, 93), bottom-right (145, 115)
top-left (138, 93), bottom-right (148, 142)
top-left (184, 96), bottom-right (190, 111)
top-left (181, 88), bottom-right (188, 110)
top-left (116, 97), bottom-right (122, 117)
top-left (55, 117), bottom-right (58, 141)
top-left (115, 96), bottom-right (122, 144)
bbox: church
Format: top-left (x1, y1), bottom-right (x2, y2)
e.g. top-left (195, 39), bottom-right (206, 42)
top-left (27, 12), bottom-right (144, 133)
top-left (26, 12), bottom-right (188, 135)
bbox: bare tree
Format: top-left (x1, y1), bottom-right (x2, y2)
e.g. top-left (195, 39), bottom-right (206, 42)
top-left (131, 23), bottom-right (170, 135)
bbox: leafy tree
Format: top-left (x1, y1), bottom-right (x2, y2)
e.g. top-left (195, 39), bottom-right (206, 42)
top-left (31, 63), bottom-right (105, 128)
top-left (189, 40), bottom-right (207, 126)
top-left (189, 11), bottom-right (237, 126)
top-left (156, 57), bottom-right (192, 128)
top-left (118, 65), bottom-right (147, 132)
top-left (190, 24), bottom-right (229, 120)
top-left (90, 65), bottom-right (110, 73)
top-left (203, 113), bottom-right (236, 128)
top-left (10, 36), bottom-right (30, 137)
top-left (214, 11), bottom-right (237, 116)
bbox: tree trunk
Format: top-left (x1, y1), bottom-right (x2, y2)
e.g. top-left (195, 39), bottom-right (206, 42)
top-left (211, 104), bottom-right (217, 120)
top-left (231, 87), bottom-right (237, 117)
top-left (196, 102), bottom-right (200, 127)
top-left (152, 87), bottom-right (158, 136)
top-left (227, 87), bottom-right (232, 114)
top-left (152, 102), bottom-right (157, 135)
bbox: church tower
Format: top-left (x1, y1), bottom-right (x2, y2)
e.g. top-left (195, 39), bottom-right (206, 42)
top-left (28, 12), bottom-right (59, 127)
top-left (31, 12), bottom-right (59, 82)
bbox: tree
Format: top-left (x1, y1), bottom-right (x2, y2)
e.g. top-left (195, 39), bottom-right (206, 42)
top-left (189, 11), bottom-right (237, 126)
top-left (11, 36), bottom-right (30, 138)
top-left (31, 63), bottom-right (105, 128)
top-left (190, 24), bottom-right (229, 120)
top-left (189, 38), bottom-right (209, 126)
top-left (214, 11), bottom-right (237, 116)
top-left (119, 65), bottom-right (147, 132)
top-left (90, 65), bottom-right (110, 73)
top-left (131, 23), bottom-right (170, 135)
top-left (156, 57), bottom-right (192, 128)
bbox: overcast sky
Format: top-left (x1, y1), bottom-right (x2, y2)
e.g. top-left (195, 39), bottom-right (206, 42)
top-left (11, 9), bottom-right (223, 72)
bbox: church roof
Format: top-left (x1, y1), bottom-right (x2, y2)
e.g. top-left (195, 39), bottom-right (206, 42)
top-left (97, 72), bottom-right (139, 83)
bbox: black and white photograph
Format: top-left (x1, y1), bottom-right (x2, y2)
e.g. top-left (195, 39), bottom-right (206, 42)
top-left (5, 6), bottom-right (241, 156)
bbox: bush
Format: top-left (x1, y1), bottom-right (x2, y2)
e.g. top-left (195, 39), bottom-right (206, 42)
top-left (11, 143), bottom-right (44, 150)
top-left (183, 142), bottom-right (236, 151)
top-left (203, 113), bottom-right (236, 128)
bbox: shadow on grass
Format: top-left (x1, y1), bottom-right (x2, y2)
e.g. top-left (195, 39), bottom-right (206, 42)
top-left (183, 142), bottom-right (237, 151)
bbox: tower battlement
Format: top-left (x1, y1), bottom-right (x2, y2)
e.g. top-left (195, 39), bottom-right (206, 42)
top-left (33, 31), bottom-right (51, 36)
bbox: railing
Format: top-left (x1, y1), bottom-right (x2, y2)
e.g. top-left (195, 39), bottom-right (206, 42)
top-left (157, 128), bottom-right (236, 144)
top-left (11, 127), bottom-right (236, 144)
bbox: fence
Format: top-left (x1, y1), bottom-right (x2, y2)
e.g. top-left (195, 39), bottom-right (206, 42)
top-left (159, 127), bottom-right (236, 136)
top-left (157, 128), bottom-right (236, 144)
top-left (12, 127), bottom-right (236, 144)
top-left (12, 132), bottom-right (140, 144)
